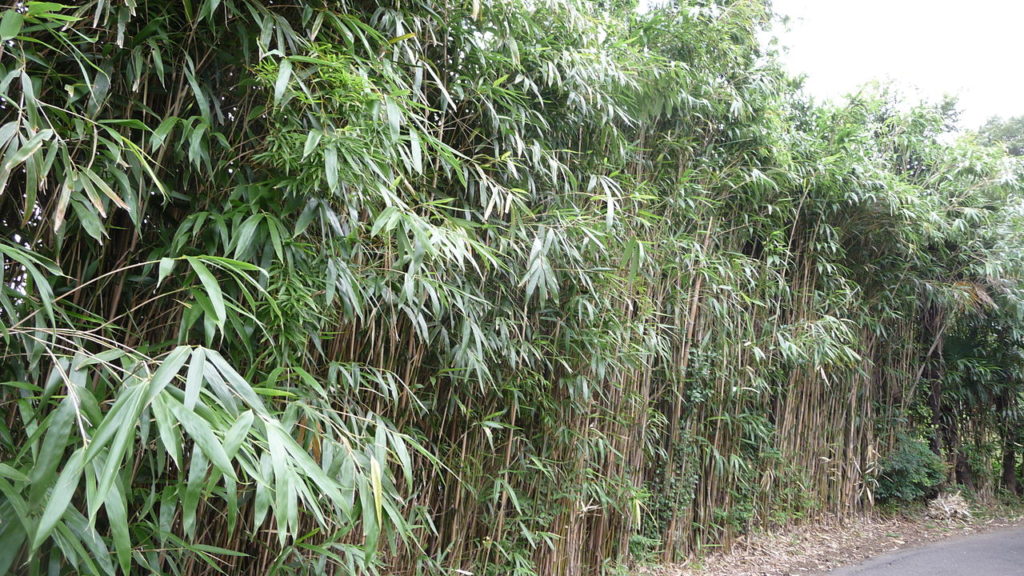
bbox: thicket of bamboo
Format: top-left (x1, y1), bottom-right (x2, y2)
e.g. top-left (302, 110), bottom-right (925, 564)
top-left (2, 1), bottom-right (1023, 575)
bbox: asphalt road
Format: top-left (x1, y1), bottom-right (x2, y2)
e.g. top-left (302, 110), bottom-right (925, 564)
top-left (828, 526), bottom-right (1024, 575)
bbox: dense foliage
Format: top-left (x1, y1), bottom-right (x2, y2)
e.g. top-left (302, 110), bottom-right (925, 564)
top-left (1, 1), bottom-right (1022, 575)
top-left (980, 115), bottom-right (1024, 157)
top-left (875, 434), bottom-right (946, 503)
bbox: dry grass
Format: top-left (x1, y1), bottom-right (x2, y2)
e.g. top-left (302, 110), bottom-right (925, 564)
top-left (641, 504), bottom-right (1024, 576)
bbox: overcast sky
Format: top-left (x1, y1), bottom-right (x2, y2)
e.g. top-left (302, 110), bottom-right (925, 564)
top-left (769, 0), bottom-right (1024, 128)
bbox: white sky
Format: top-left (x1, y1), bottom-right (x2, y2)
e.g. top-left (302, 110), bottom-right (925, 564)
top-left (769, 0), bottom-right (1024, 128)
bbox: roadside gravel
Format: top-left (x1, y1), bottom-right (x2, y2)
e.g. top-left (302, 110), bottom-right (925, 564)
top-left (640, 504), bottom-right (1024, 576)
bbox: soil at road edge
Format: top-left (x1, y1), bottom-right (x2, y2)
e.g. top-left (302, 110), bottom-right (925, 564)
top-left (639, 504), bottom-right (1024, 576)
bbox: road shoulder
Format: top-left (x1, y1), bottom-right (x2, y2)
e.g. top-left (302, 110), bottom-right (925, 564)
top-left (642, 503), bottom-right (1024, 576)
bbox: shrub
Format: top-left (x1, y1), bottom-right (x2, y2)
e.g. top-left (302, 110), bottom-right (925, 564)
top-left (875, 434), bottom-right (946, 503)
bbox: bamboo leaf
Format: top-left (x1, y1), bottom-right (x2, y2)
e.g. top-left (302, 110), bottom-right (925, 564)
top-left (385, 96), bottom-right (401, 140)
top-left (0, 10), bottom-right (23, 42)
top-left (389, 431), bottom-right (413, 488)
top-left (32, 449), bottom-right (85, 551)
top-left (82, 166), bottom-right (129, 212)
top-left (0, 129), bottom-right (53, 195)
top-left (169, 402), bottom-right (237, 481)
top-left (223, 410), bottom-right (253, 458)
top-left (0, 463), bottom-right (29, 482)
top-left (302, 129), bottom-right (322, 159)
top-left (158, 257), bottom-right (176, 286)
top-left (187, 257), bottom-right (226, 327)
top-left (182, 445), bottom-right (208, 538)
top-left (274, 59), bottom-right (293, 105)
top-left (151, 393), bottom-right (183, 467)
top-left (324, 144), bottom-right (339, 193)
top-left (202, 350), bottom-right (263, 413)
top-left (90, 384), bottom-right (146, 519)
top-left (184, 347), bottom-right (206, 411)
top-left (370, 456), bottom-right (383, 526)
top-left (29, 394), bottom-right (77, 503)
top-left (104, 478), bottom-right (131, 574)
top-left (151, 116), bottom-right (178, 150)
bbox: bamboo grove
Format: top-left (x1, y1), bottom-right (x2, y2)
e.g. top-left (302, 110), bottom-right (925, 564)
top-left (1, 0), bottom-right (1023, 574)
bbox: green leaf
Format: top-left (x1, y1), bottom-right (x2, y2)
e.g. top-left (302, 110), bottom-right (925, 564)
top-left (32, 448), bottom-right (85, 551)
top-left (158, 257), bottom-right (176, 287)
top-left (302, 129), bottom-right (322, 159)
top-left (72, 349), bottom-right (125, 369)
top-left (273, 59), bottom-right (293, 105)
top-left (26, 2), bottom-right (78, 20)
top-left (0, 129), bottom-right (53, 196)
top-left (72, 196), bottom-right (106, 242)
top-left (233, 214), bottom-right (262, 259)
top-left (324, 144), bottom-right (339, 193)
top-left (205, 349), bottom-right (266, 413)
top-left (184, 60), bottom-right (211, 122)
top-left (148, 346), bottom-right (190, 402)
top-left (184, 347), bottom-right (206, 411)
top-left (151, 116), bottom-right (178, 150)
top-left (389, 432), bottom-right (413, 488)
top-left (82, 166), bottom-right (129, 212)
top-left (90, 383), bottom-right (145, 519)
top-left (370, 456), bottom-right (383, 528)
top-left (385, 96), bottom-right (402, 140)
top-left (6, 130), bottom-right (53, 168)
top-left (29, 395), bottom-right (77, 503)
top-left (187, 542), bottom-right (249, 557)
top-left (0, 512), bottom-right (27, 576)
top-left (151, 393), bottom-right (182, 467)
top-left (0, 463), bottom-right (28, 483)
top-left (223, 410), bottom-right (253, 458)
top-left (187, 258), bottom-right (226, 327)
top-left (388, 32), bottom-right (416, 44)
top-left (181, 445), bottom-right (208, 538)
top-left (104, 478), bottom-right (131, 574)
top-left (0, 10), bottom-right (23, 42)
top-left (409, 129), bottom-right (422, 174)
top-left (170, 402), bottom-right (237, 481)
top-left (0, 241), bottom-right (58, 323)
